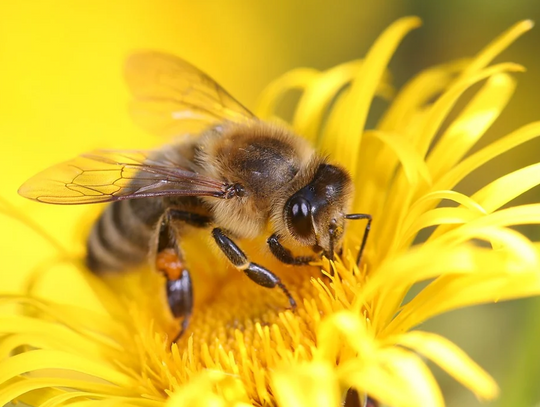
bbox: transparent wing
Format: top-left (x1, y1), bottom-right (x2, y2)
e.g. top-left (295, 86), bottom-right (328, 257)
top-left (125, 51), bottom-right (255, 136)
top-left (18, 150), bottom-right (232, 204)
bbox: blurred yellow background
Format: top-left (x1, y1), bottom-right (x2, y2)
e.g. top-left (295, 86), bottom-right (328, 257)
top-left (1, 1), bottom-right (539, 406)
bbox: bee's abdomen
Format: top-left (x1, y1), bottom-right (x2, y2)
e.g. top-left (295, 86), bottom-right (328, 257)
top-left (86, 198), bottom-right (163, 273)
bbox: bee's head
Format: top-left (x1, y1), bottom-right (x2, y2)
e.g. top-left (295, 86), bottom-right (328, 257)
top-left (284, 163), bottom-right (353, 258)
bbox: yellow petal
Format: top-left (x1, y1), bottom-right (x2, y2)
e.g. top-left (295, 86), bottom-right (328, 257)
top-left (388, 255), bottom-right (540, 334)
top-left (337, 345), bottom-right (444, 407)
top-left (167, 371), bottom-right (250, 407)
top-left (0, 316), bottom-right (116, 358)
top-left (271, 361), bottom-right (340, 407)
top-left (394, 331), bottom-right (499, 400)
top-left (58, 400), bottom-right (146, 407)
top-left (337, 363), bottom-right (402, 407)
top-left (364, 130), bottom-right (431, 186)
top-left (0, 377), bottom-right (127, 407)
top-left (0, 350), bottom-right (133, 388)
top-left (400, 207), bottom-right (483, 245)
top-left (0, 296), bottom-right (127, 346)
top-left (362, 246), bottom-right (480, 329)
top-left (432, 204), bottom-right (540, 247)
top-left (428, 164), bottom-right (540, 242)
top-left (414, 62), bottom-right (524, 158)
top-left (369, 63), bottom-right (524, 262)
top-left (293, 61), bottom-right (360, 144)
top-left (322, 16), bottom-right (422, 176)
top-left (255, 68), bottom-right (320, 120)
top-left (472, 162), bottom-right (540, 213)
top-left (461, 20), bottom-right (533, 77)
top-left (14, 387), bottom-right (64, 407)
top-left (377, 60), bottom-right (467, 132)
top-left (370, 348), bottom-right (444, 407)
top-left (433, 121), bottom-right (540, 192)
top-left (316, 311), bottom-right (373, 362)
top-left (403, 190), bottom-right (486, 233)
top-left (366, 61), bottom-right (467, 214)
top-left (292, 60), bottom-right (394, 145)
top-left (427, 73), bottom-right (516, 180)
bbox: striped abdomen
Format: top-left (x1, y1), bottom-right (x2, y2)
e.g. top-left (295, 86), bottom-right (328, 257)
top-left (86, 198), bottom-right (164, 273)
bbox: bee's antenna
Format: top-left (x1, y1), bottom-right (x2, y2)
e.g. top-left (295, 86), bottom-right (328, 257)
top-left (344, 213), bottom-right (372, 266)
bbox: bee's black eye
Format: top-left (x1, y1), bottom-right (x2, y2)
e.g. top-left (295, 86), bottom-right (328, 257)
top-left (287, 196), bottom-right (313, 238)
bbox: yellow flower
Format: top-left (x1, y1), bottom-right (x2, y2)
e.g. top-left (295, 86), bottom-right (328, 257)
top-left (2, 17), bottom-right (540, 407)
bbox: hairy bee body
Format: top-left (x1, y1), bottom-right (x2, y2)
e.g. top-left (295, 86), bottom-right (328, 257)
top-left (86, 120), bottom-right (333, 273)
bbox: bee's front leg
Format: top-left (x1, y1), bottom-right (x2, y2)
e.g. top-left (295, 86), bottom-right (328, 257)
top-left (155, 209), bottom-right (211, 343)
top-left (267, 233), bottom-right (314, 265)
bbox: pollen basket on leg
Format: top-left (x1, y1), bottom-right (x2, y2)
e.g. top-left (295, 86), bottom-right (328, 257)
top-left (157, 248), bottom-right (185, 281)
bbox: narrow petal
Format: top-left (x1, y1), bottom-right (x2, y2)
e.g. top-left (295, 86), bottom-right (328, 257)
top-left (371, 64), bottom-right (524, 262)
top-left (388, 254), bottom-right (540, 334)
top-left (362, 246), bottom-right (480, 329)
top-left (400, 207), bottom-right (483, 245)
top-left (442, 226), bottom-right (539, 269)
top-left (322, 16), bottom-right (422, 176)
top-left (316, 311), bottom-right (373, 362)
top-left (432, 204), bottom-right (540, 247)
top-left (472, 162), bottom-right (540, 213)
top-left (58, 400), bottom-right (143, 407)
top-left (364, 130), bottom-right (431, 186)
top-left (271, 361), bottom-right (340, 407)
top-left (13, 387), bottom-right (64, 407)
top-left (0, 350), bottom-right (134, 388)
top-left (414, 62), bottom-right (524, 158)
top-left (363, 62), bottom-right (465, 217)
top-left (427, 73), bottom-right (516, 180)
top-left (427, 164), bottom-right (540, 242)
top-left (337, 363), bottom-right (406, 407)
top-left (368, 348), bottom-right (444, 407)
top-left (403, 190), bottom-right (486, 233)
top-left (166, 371), bottom-right (250, 407)
top-left (377, 60), bottom-right (467, 132)
top-left (432, 122), bottom-right (540, 192)
top-left (394, 331), bottom-right (499, 400)
top-left (0, 316), bottom-right (116, 358)
top-left (461, 20), bottom-right (533, 76)
top-left (293, 60), bottom-right (394, 145)
top-left (255, 68), bottom-right (320, 120)
top-left (0, 377), bottom-right (127, 407)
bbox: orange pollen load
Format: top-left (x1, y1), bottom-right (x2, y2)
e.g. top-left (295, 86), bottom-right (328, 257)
top-left (156, 248), bottom-right (184, 281)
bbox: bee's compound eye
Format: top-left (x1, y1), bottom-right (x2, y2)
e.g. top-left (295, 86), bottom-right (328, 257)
top-left (287, 196), bottom-right (313, 239)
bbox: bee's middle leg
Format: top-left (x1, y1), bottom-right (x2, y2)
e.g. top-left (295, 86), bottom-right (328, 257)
top-left (212, 228), bottom-right (297, 309)
top-left (156, 209), bottom-right (210, 342)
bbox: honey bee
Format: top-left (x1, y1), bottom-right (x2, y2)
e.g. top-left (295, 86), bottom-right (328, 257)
top-left (18, 52), bottom-right (371, 340)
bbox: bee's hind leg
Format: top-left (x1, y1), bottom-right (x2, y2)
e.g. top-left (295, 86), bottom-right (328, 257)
top-left (155, 209), bottom-right (211, 343)
top-left (156, 250), bottom-right (193, 343)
